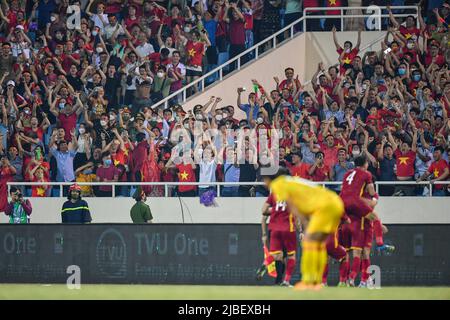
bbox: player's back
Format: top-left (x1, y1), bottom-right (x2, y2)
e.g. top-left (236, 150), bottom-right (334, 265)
top-left (340, 168), bottom-right (372, 199)
top-left (266, 193), bottom-right (295, 232)
top-left (270, 176), bottom-right (336, 215)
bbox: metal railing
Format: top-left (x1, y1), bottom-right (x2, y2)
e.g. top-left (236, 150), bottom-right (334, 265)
top-left (7, 180), bottom-right (449, 198)
top-left (149, 5), bottom-right (417, 111)
top-left (303, 6), bottom-right (419, 32)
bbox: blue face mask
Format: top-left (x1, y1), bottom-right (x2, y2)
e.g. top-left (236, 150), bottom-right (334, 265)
top-left (104, 159), bottom-right (112, 166)
top-left (377, 79), bottom-right (385, 85)
top-left (59, 103), bottom-right (65, 110)
top-left (413, 74), bottom-right (421, 82)
top-left (398, 68), bottom-right (406, 76)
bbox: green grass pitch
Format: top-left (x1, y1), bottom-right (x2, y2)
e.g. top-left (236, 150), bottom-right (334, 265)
top-left (0, 284), bottom-right (449, 300)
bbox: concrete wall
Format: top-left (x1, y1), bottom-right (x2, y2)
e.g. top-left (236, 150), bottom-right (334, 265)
top-left (1, 197), bottom-right (448, 224)
top-left (182, 31), bottom-right (385, 120)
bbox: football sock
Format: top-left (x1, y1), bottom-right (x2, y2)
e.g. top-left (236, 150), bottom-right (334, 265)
top-left (322, 262), bottom-right (329, 284)
top-left (300, 240), bottom-right (315, 284)
top-left (361, 258), bottom-right (370, 282)
top-left (284, 258), bottom-right (296, 283)
top-left (339, 259), bottom-right (349, 282)
top-left (316, 242), bottom-right (328, 285)
top-left (275, 260), bottom-right (284, 284)
top-left (373, 220), bottom-right (384, 246)
top-left (349, 256), bottom-right (361, 280)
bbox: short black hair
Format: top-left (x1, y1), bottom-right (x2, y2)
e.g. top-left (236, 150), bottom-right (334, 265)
top-left (434, 146), bottom-right (444, 154)
top-left (354, 155), bottom-right (368, 167)
top-left (10, 186), bottom-right (19, 194)
top-left (263, 167), bottom-right (291, 181)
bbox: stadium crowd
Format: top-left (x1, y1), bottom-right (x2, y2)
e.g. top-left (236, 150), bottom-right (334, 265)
top-left (0, 0), bottom-right (449, 208)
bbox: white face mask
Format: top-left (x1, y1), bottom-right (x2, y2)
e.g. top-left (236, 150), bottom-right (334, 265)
top-left (109, 115), bottom-right (115, 121)
top-left (406, 42), bottom-right (414, 49)
top-left (92, 30), bottom-right (98, 36)
top-left (195, 114), bottom-right (203, 120)
top-left (96, 47), bottom-right (103, 53)
top-left (257, 117), bottom-right (263, 124)
top-left (184, 123), bottom-right (190, 129)
top-left (222, 113), bottom-right (228, 119)
top-left (345, 48), bottom-right (351, 54)
top-left (215, 114), bottom-right (223, 121)
top-left (352, 150), bottom-right (360, 157)
top-left (156, 72), bottom-right (164, 78)
top-left (184, 26), bottom-right (191, 33)
top-left (78, 128), bottom-right (85, 134)
top-left (100, 120), bottom-right (107, 127)
top-left (362, 84), bottom-right (367, 90)
top-left (50, 16), bottom-right (56, 22)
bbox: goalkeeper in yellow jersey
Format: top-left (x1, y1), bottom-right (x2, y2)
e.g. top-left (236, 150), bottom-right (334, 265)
top-left (263, 168), bottom-right (345, 290)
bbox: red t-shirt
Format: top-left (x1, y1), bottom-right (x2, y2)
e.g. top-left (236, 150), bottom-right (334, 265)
top-left (399, 26), bottom-right (421, 41)
top-left (24, 127), bottom-right (45, 142)
top-left (340, 168), bottom-right (373, 199)
top-left (176, 163), bottom-right (196, 193)
top-left (58, 113), bottom-right (77, 141)
top-left (394, 150), bottom-right (416, 178)
top-left (337, 47), bottom-right (359, 74)
top-left (229, 19), bottom-right (246, 45)
top-left (185, 40), bottom-right (205, 67)
top-left (96, 165), bottom-right (119, 192)
top-left (266, 193), bottom-right (295, 232)
top-left (319, 143), bottom-right (339, 169)
top-left (427, 159), bottom-right (449, 190)
top-left (325, 0), bottom-right (343, 15)
top-left (311, 164), bottom-right (330, 182)
top-left (289, 163), bottom-right (311, 179)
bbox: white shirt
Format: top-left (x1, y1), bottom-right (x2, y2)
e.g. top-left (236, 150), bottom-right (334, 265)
top-left (199, 158), bottom-right (217, 188)
top-left (90, 13), bottom-right (108, 32)
top-left (104, 23), bottom-right (125, 40)
top-left (135, 43), bottom-right (155, 58)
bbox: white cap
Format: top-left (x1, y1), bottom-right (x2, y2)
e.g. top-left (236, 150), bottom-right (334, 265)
top-left (15, 25), bottom-right (24, 30)
top-left (7, 80), bottom-right (15, 87)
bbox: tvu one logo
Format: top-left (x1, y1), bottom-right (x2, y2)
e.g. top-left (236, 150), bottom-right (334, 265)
top-left (66, 265), bottom-right (81, 289)
top-left (366, 5), bottom-right (382, 31)
top-left (66, 5), bottom-right (81, 30)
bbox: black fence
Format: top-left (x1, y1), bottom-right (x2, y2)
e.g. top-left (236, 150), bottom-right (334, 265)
top-left (0, 224), bottom-right (449, 286)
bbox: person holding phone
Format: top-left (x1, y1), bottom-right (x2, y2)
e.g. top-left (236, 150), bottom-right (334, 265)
top-left (4, 186), bottom-right (32, 224)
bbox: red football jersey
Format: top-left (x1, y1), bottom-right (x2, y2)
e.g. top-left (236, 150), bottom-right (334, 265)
top-left (340, 168), bottom-right (373, 199)
top-left (394, 150), bottom-right (416, 178)
top-left (266, 193), bottom-right (295, 232)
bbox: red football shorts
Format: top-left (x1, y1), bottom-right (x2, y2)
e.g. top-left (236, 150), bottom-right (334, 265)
top-left (349, 217), bottom-right (373, 250)
top-left (342, 196), bottom-right (373, 219)
top-left (338, 222), bottom-right (352, 250)
top-left (325, 230), bottom-right (346, 261)
top-left (269, 230), bottom-right (297, 255)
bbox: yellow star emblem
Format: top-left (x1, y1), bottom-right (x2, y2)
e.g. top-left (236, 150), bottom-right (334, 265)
top-left (188, 48), bottom-right (196, 57)
top-left (343, 56), bottom-right (352, 64)
top-left (329, 0), bottom-right (337, 5)
top-left (114, 159), bottom-right (120, 166)
top-left (398, 157), bottom-right (409, 165)
top-left (37, 187), bottom-right (45, 196)
top-left (405, 33), bottom-right (412, 39)
top-left (434, 168), bottom-right (440, 178)
top-left (180, 170), bottom-right (189, 180)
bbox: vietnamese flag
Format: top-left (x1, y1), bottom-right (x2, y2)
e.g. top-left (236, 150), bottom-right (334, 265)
top-left (263, 245), bottom-right (277, 278)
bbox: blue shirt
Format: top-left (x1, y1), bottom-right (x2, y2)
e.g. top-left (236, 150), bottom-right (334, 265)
top-left (50, 148), bottom-right (77, 182)
top-left (0, 123), bottom-right (7, 150)
top-left (37, 0), bottom-right (56, 26)
top-left (224, 164), bottom-right (240, 183)
top-left (239, 104), bottom-right (260, 122)
top-left (203, 20), bottom-right (218, 47)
